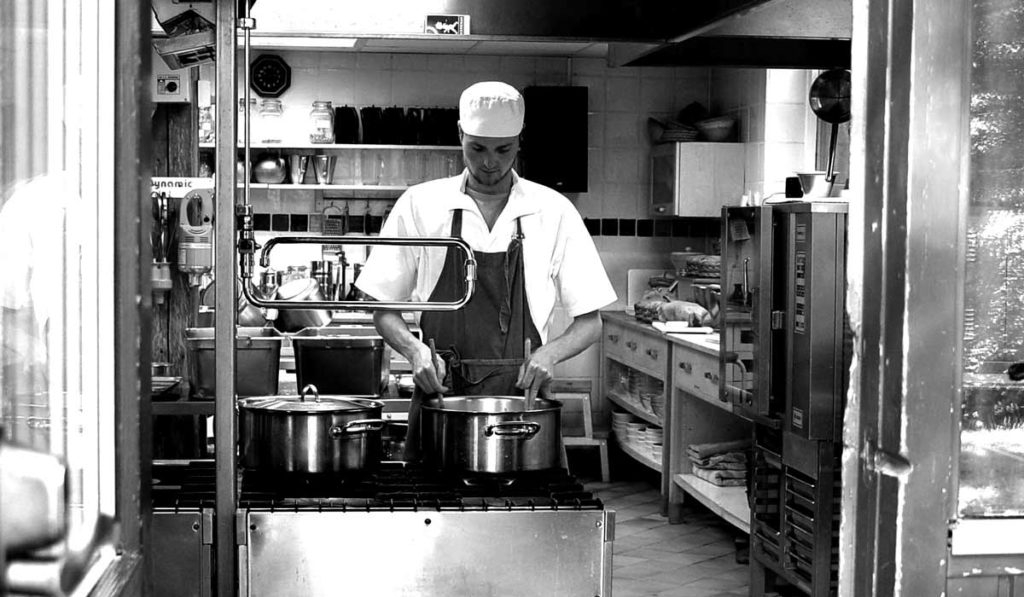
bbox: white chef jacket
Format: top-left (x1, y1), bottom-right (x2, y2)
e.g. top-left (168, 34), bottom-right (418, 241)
top-left (356, 170), bottom-right (616, 343)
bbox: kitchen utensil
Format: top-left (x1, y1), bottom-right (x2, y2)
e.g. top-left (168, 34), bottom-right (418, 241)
top-left (288, 154), bottom-right (309, 184)
top-left (186, 327), bottom-right (284, 398)
top-left (429, 338), bottom-right (444, 407)
top-left (252, 153), bottom-right (287, 184)
top-left (420, 395), bottom-right (563, 474)
top-left (694, 116), bottom-right (736, 141)
top-left (238, 385), bottom-right (385, 473)
top-left (359, 106), bottom-right (383, 144)
top-left (291, 328), bottom-right (390, 395)
top-left (312, 154), bottom-right (336, 185)
top-left (523, 338), bottom-right (535, 410)
top-left (273, 278), bottom-right (333, 332)
top-left (808, 68), bottom-right (852, 186)
top-left (381, 106), bottom-right (405, 144)
top-left (334, 105), bottom-right (360, 143)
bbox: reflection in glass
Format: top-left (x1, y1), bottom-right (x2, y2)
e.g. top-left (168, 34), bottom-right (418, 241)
top-left (959, 0), bottom-right (1024, 518)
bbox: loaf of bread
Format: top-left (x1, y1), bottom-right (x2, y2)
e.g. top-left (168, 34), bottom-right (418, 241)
top-left (684, 254), bottom-right (721, 277)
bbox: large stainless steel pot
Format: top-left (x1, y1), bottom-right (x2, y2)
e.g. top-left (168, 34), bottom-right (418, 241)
top-left (238, 385), bottom-right (384, 473)
top-left (274, 278), bottom-right (332, 333)
top-left (420, 396), bottom-right (562, 474)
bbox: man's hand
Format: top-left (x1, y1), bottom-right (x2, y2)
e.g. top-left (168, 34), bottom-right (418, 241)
top-left (516, 344), bottom-right (556, 397)
top-left (410, 341), bottom-right (447, 395)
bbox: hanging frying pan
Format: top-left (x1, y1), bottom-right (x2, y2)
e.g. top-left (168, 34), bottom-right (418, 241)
top-left (808, 68), bottom-right (851, 185)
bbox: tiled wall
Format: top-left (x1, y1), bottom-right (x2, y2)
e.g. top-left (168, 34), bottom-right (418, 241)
top-left (205, 52), bottom-right (764, 405)
top-left (711, 68), bottom-right (818, 200)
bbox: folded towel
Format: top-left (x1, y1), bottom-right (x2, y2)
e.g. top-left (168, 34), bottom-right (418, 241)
top-left (690, 460), bottom-right (747, 471)
top-left (693, 467), bottom-right (747, 487)
top-left (687, 439), bottom-right (752, 460)
top-left (687, 451), bottom-right (747, 469)
top-left (690, 466), bottom-right (746, 479)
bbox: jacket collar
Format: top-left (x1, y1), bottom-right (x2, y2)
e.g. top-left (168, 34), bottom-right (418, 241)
top-left (436, 169), bottom-right (541, 220)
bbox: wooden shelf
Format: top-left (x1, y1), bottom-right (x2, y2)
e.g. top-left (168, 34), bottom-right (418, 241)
top-left (201, 143), bottom-right (461, 151)
top-left (674, 473), bottom-right (750, 534)
top-left (615, 435), bottom-right (661, 472)
top-left (607, 391), bottom-right (662, 427)
top-left (678, 384), bottom-right (738, 415)
top-left (237, 183), bottom-right (408, 192)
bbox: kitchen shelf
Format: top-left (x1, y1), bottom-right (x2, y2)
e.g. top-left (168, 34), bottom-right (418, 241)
top-left (151, 400), bottom-right (216, 416)
top-left (238, 183), bottom-right (408, 192)
top-left (615, 434), bottom-right (661, 472)
top-left (674, 473), bottom-right (750, 534)
top-left (607, 390), bottom-right (662, 427)
top-left (201, 143), bottom-right (461, 151)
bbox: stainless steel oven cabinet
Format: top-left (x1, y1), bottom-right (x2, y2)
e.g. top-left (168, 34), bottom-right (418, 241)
top-left (151, 508), bottom-right (213, 597)
top-left (650, 142), bottom-right (745, 217)
top-left (238, 509), bottom-right (615, 597)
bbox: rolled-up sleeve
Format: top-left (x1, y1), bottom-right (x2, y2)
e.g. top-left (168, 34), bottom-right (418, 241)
top-left (355, 195), bottom-right (419, 302)
top-left (552, 209), bottom-right (616, 318)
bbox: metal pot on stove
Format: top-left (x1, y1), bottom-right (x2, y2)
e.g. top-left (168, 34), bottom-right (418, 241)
top-left (238, 384), bottom-right (385, 473)
top-left (420, 396), bottom-right (562, 474)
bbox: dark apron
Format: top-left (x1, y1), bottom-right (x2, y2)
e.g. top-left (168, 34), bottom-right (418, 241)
top-left (406, 209), bottom-right (542, 460)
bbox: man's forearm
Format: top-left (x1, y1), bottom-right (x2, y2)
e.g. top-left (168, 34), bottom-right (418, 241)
top-left (540, 310), bottom-right (602, 364)
top-left (372, 310), bottom-right (423, 362)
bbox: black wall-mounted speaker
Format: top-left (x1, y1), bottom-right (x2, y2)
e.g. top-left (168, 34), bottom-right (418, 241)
top-left (521, 86), bottom-right (588, 193)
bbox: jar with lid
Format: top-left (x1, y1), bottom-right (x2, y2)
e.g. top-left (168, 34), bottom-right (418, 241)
top-left (258, 98), bottom-right (284, 144)
top-left (237, 98), bottom-right (257, 146)
top-left (309, 100), bottom-right (335, 144)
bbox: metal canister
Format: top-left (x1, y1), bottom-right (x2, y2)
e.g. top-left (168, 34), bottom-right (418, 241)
top-left (310, 260), bottom-right (334, 300)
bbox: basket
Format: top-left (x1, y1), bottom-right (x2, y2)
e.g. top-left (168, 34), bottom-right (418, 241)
top-left (694, 116), bottom-right (736, 142)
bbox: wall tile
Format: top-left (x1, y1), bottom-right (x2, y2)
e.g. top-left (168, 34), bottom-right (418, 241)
top-left (351, 69), bottom-right (392, 105)
top-left (574, 75), bottom-right (606, 112)
top-left (499, 56), bottom-right (536, 74)
top-left (356, 53), bottom-right (392, 71)
top-left (604, 149), bottom-right (641, 184)
top-left (763, 141), bottom-right (810, 194)
top-left (463, 55), bottom-right (502, 73)
top-left (766, 69), bottom-right (811, 104)
top-left (425, 54), bottom-right (464, 72)
top-left (572, 57), bottom-right (608, 76)
top-left (605, 113), bottom-right (642, 149)
top-left (602, 182), bottom-right (641, 218)
top-left (318, 53), bottom-right (357, 70)
top-left (606, 77), bottom-right (641, 112)
top-left (587, 112), bottom-right (606, 149)
top-left (765, 103), bottom-right (808, 144)
top-left (392, 53), bottom-right (429, 71)
top-left (640, 77), bottom-right (676, 113)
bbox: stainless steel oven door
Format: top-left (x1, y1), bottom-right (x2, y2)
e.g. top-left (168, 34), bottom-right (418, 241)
top-left (238, 509), bottom-right (615, 597)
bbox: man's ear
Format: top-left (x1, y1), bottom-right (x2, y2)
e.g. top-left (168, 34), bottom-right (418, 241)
top-left (457, 122), bottom-right (464, 141)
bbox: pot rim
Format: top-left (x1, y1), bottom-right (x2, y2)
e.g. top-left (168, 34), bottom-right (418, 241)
top-left (421, 395), bottom-right (562, 414)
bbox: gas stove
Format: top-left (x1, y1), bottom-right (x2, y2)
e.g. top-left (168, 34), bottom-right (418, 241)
top-left (151, 461), bottom-right (615, 597)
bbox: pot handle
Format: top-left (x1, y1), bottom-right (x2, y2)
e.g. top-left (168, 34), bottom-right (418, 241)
top-left (329, 418), bottom-right (385, 438)
top-left (484, 421), bottom-right (541, 439)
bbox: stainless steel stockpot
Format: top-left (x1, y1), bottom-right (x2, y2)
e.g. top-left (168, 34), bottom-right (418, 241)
top-left (238, 385), bottom-right (384, 473)
top-left (420, 396), bottom-right (562, 474)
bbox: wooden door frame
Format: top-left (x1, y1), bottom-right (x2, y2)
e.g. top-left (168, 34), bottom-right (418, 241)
top-left (842, 0), bottom-right (970, 595)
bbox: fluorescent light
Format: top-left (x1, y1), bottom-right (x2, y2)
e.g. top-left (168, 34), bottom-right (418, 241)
top-left (244, 36), bottom-right (359, 49)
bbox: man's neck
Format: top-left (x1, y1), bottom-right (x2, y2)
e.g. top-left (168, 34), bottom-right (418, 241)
top-left (465, 187), bottom-right (510, 231)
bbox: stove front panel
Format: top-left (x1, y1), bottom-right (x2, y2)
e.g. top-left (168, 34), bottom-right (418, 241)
top-left (240, 509), bottom-right (615, 597)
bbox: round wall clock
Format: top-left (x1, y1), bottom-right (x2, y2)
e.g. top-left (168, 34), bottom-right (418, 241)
top-left (250, 54), bottom-right (291, 98)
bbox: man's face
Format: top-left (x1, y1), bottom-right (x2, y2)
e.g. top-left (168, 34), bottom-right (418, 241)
top-left (460, 131), bottom-right (520, 190)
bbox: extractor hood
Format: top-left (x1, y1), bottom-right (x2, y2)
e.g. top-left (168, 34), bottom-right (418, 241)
top-left (611, 0), bottom-right (852, 69)
top-left (152, 0), bottom-right (850, 68)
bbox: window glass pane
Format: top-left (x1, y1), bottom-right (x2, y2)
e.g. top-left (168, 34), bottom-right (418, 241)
top-left (0, 0), bottom-right (114, 562)
top-left (959, 0), bottom-right (1024, 518)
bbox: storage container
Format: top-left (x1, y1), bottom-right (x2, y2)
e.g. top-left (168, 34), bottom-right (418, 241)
top-left (186, 327), bottom-right (284, 398)
top-left (291, 328), bottom-right (390, 396)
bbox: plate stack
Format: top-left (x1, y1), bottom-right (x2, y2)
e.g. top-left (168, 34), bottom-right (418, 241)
top-left (611, 411), bottom-right (637, 440)
top-left (642, 427), bottom-right (664, 459)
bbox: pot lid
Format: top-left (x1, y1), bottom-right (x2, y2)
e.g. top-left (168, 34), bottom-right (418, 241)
top-left (240, 385), bottom-right (382, 412)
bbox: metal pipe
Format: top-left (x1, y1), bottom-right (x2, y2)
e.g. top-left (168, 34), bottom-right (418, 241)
top-left (215, 1), bottom-right (242, 595)
top-left (240, 235), bottom-right (478, 311)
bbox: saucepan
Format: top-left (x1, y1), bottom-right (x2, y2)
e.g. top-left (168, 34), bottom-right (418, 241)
top-left (808, 68), bottom-right (852, 188)
top-left (238, 385), bottom-right (385, 473)
top-left (419, 396), bottom-right (563, 474)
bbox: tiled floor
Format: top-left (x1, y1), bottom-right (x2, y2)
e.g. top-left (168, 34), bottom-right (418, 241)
top-left (577, 462), bottom-right (749, 597)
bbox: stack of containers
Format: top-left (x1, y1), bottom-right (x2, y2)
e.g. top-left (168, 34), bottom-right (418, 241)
top-left (644, 427), bottom-right (665, 460)
top-left (611, 411), bottom-right (636, 440)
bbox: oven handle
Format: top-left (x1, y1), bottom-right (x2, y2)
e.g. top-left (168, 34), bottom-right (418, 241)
top-left (484, 421), bottom-right (541, 439)
top-left (329, 419), bottom-right (386, 438)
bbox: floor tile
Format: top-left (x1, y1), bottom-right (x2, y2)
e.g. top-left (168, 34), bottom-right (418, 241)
top-left (585, 471), bottom-right (749, 597)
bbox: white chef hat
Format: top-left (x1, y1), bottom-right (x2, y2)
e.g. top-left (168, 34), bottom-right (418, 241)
top-left (458, 81), bottom-right (524, 137)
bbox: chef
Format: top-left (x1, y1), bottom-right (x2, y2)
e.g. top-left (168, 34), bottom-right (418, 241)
top-left (356, 81), bottom-right (616, 459)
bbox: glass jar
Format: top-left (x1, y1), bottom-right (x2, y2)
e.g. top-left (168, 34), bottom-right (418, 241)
top-left (258, 98), bottom-right (284, 144)
top-left (198, 105), bottom-right (215, 143)
top-left (237, 98), bottom-right (257, 146)
top-left (309, 100), bottom-right (335, 144)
